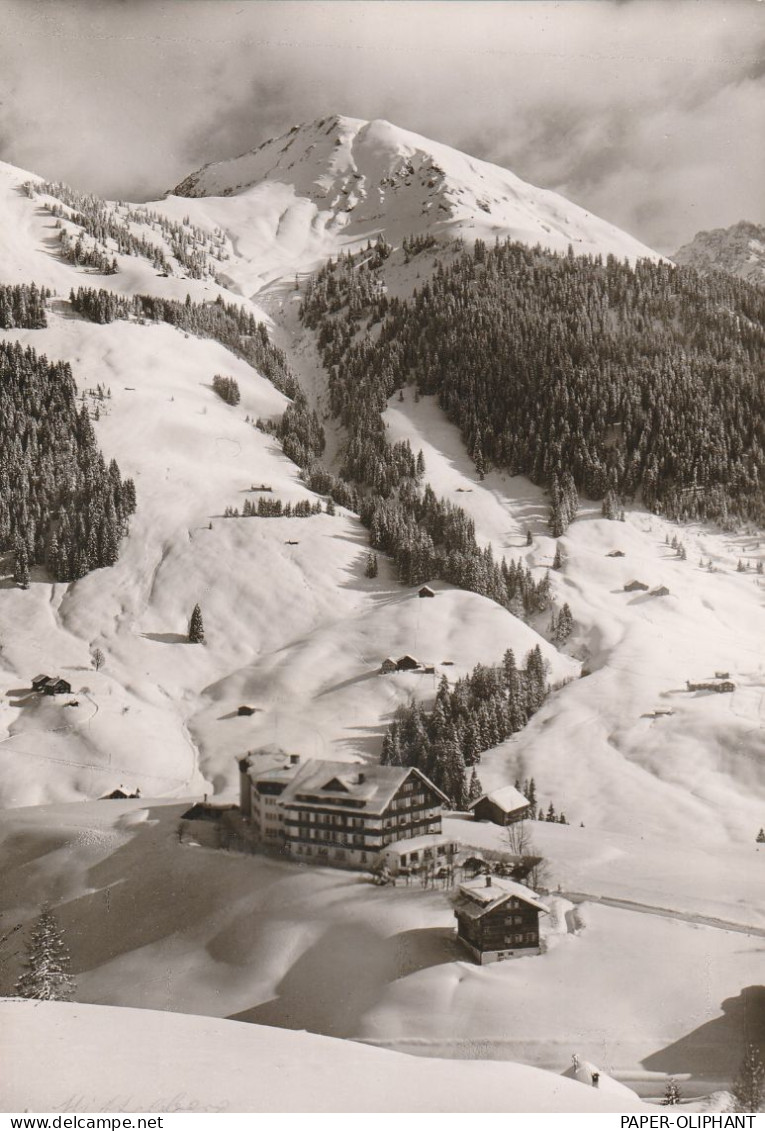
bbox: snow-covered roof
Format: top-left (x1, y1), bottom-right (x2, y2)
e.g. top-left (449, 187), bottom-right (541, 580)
top-left (241, 749), bottom-right (301, 783)
top-left (280, 759), bottom-right (448, 813)
top-left (455, 875), bottom-right (548, 918)
top-left (381, 833), bottom-right (455, 857)
top-left (469, 785), bottom-right (529, 814)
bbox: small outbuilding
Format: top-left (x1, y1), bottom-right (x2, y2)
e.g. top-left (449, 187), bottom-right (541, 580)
top-left (418, 585), bottom-right (436, 598)
top-left (606, 550), bottom-right (626, 558)
top-left (100, 786), bottom-right (141, 800)
top-left (469, 785), bottom-right (531, 826)
top-left (395, 654), bottom-right (419, 671)
top-left (379, 657), bottom-right (397, 675)
top-left (623, 580), bottom-right (649, 592)
top-left (651, 585), bottom-right (670, 597)
top-left (237, 705), bottom-right (257, 716)
top-left (376, 834), bottom-right (457, 879)
top-left (32, 674), bottom-right (72, 696)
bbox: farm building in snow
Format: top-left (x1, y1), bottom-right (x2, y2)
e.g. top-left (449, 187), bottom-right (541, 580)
top-left (31, 674), bottom-right (72, 696)
top-left (379, 657), bottom-right (397, 674)
top-left (418, 585), bottom-right (435, 598)
top-left (686, 679), bottom-right (735, 693)
top-left (453, 874), bottom-right (547, 964)
top-left (468, 785), bottom-right (531, 826)
top-left (395, 654), bottom-right (419, 671)
top-left (623, 580), bottom-right (649, 592)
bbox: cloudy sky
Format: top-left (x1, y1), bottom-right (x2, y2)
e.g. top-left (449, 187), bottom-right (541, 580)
top-left (1, 0), bottom-right (762, 251)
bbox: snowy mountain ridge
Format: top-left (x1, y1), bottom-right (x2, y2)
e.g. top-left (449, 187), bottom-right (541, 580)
top-left (168, 114), bottom-right (662, 287)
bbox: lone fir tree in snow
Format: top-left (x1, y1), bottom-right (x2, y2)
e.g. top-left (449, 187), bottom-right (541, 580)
top-left (14, 906), bottom-right (75, 1001)
top-left (365, 551), bottom-right (378, 579)
top-left (661, 1077), bottom-right (683, 1106)
top-left (757, 828), bottom-right (765, 844)
top-left (731, 1044), bottom-right (765, 1113)
top-left (188, 603), bottom-right (205, 644)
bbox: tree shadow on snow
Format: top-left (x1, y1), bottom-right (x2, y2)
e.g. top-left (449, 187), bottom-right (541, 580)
top-left (141, 632), bottom-right (188, 645)
top-left (642, 986), bottom-right (765, 1079)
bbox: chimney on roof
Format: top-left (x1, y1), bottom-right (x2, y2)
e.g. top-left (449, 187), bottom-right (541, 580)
top-left (485, 874), bottom-right (492, 887)
top-left (289, 754), bottom-right (300, 765)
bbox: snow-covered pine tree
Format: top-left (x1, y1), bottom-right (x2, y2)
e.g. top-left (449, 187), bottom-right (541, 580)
top-left (468, 768), bottom-right (483, 803)
top-left (365, 552), bottom-right (378, 578)
top-left (757, 828), bottom-right (765, 843)
top-left (661, 1077), bottom-right (682, 1106)
top-left (188, 603), bottom-right (205, 644)
top-left (13, 542), bottom-right (30, 589)
top-left (14, 906), bottom-right (75, 1001)
top-left (731, 1044), bottom-right (765, 1112)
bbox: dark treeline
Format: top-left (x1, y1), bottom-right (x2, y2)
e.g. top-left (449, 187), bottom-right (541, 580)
top-left (302, 239), bottom-right (765, 526)
top-left (224, 497), bottom-right (324, 518)
top-left (294, 251), bottom-right (555, 615)
top-left (0, 283), bottom-right (49, 329)
top-left (381, 647), bottom-right (550, 808)
top-left (0, 341), bottom-right (136, 583)
top-left (257, 392), bottom-right (326, 468)
top-left (69, 287), bottom-right (298, 397)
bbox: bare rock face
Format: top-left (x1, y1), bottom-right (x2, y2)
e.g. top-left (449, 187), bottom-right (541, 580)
top-left (673, 220), bottom-right (765, 286)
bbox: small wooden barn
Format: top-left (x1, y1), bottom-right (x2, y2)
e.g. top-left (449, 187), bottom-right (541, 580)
top-left (418, 585), bottom-right (435, 598)
top-left (379, 657), bottom-right (397, 675)
top-left (237, 705), bottom-right (257, 716)
top-left (606, 550), bottom-right (626, 558)
top-left (623, 580), bottom-right (649, 592)
top-left (32, 674), bottom-right (72, 696)
top-left (395, 654), bottom-right (419, 671)
top-left (651, 585), bottom-right (670, 597)
top-left (469, 785), bottom-right (531, 826)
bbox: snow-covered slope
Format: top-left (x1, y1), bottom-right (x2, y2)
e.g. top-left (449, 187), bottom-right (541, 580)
top-left (163, 115), bottom-right (661, 292)
top-left (0, 999), bottom-right (646, 1112)
top-left (673, 220), bottom-right (765, 286)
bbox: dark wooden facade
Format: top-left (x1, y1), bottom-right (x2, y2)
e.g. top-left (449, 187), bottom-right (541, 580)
top-left (470, 795), bottom-right (530, 826)
top-left (454, 876), bottom-right (546, 964)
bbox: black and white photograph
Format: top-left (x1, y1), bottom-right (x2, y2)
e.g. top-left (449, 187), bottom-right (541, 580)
top-left (0, 0), bottom-right (763, 1116)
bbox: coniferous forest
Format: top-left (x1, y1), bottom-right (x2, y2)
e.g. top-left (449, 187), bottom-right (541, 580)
top-left (381, 647), bottom-right (551, 808)
top-left (301, 239), bottom-right (765, 526)
top-left (0, 340), bottom-right (136, 582)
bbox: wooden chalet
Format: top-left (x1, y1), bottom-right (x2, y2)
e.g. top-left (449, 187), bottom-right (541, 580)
top-left (453, 874), bottom-right (547, 964)
top-left (379, 657), bottom-right (397, 675)
top-left (623, 580), bottom-right (649, 592)
top-left (395, 654), bottom-right (419, 671)
top-left (31, 674), bottom-right (72, 696)
top-left (418, 585), bottom-right (435, 598)
top-left (468, 784), bottom-right (531, 826)
top-left (651, 585), bottom-right (670, 597)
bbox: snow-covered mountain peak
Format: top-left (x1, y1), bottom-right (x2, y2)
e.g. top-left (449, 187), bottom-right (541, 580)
top-left (168, 115), bottom-right (662, 273)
